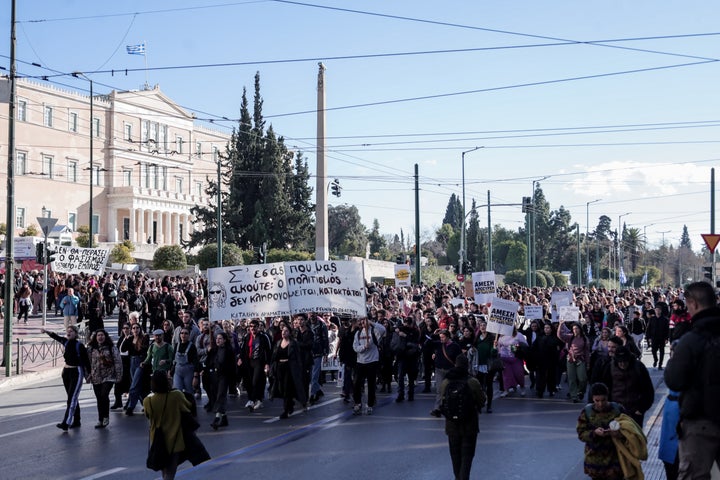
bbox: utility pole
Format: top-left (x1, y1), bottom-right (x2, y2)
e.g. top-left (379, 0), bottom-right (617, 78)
top-left (414, 164), bottom-right (421, 285)
top-left (315, 63), bottom-right (328, 260)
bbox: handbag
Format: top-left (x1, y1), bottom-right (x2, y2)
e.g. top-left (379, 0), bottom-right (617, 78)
top-left (488, 349), bottom-right (504, 372)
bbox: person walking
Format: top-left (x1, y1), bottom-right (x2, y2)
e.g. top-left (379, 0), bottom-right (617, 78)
top-left (206, 331), bottom-right (236, 429)
top-left (352, 317), bottom-right (386, 415)
top-left (664, 281), bottom-right (720, 479)
top-left (646, 302), bottom-right (670, 370)
top-left (558, 320), bottom-right (590, 403)
top-left (430, 329), bottom-right (462, 416)
top-left (87, 329), bottom-right (123, 428)
top-left (577, 382), bottom-right (624, 480)
top-left (40, 325), bottom-right (91, 431)
top-left (439, 354), bottom-right (485, 480)
top-left (270, 325), bottom-right (308, 418)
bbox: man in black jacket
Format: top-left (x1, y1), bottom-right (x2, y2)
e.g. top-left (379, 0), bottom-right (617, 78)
top-left (646, 303), bottom-right (670, 370)
top-left (664, 281), bottom-right (720, 480)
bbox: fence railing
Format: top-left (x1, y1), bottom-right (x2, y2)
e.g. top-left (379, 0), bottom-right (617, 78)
top-left (0, 339), bottom-right (64, 376)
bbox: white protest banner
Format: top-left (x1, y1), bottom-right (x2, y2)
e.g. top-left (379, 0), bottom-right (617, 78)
top-left (394, 264), bottom-right (412, 287)
top-left (487, 297), bottom-right (518, 337)
top-left (524, 305), bottom-right (544, 320)
top-left (559, 306), bottom-right (581, 323)
top-left (472, 271), bottom-right (496, 305)
top-left (285, 260), bottom-right (367, 316)
top-left (51, 246), bottom-right (110, 275)
top-left (207, 263), bottom-right (290, 322)
top-left (551, 291), bottom-right (573, 322)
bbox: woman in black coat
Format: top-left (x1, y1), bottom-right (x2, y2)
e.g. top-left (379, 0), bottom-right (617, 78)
top-left (271, 325), bottom-right (308, 418)
top-left (87, 291), bottom-right (105, 334)
top-left (206, 331), bottom-right (237, 429)
top-left (419, 316), bottom-right (439, 393)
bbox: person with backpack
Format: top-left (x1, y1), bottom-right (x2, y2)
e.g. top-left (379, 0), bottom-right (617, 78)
top-left (351, 316), bottom-right (386, 415)
top-left (439, 354), bottom-right (485, 480)
top-left (577, 382), bottom-right (625, 480)
top-left (664, 281), bottom-right (720, 479)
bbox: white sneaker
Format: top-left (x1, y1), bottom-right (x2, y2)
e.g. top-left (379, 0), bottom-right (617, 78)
top-left (520, 388), bottom-right (526, 397)
top-left (499, 391), bottom-right (508, 398)
top-left (253, 400), bottom-right (263, 410)
top-left (245, 400), bottom-right (254, 408)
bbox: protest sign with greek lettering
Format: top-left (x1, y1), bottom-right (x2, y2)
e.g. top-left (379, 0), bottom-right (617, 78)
top-left (524, 305), bottom-right (544, 320)
top-left (394, 264), bottom-right (412, 287)
top-left (285, 260), bottom-right (366, 316)
top-left (550, 291), bottom-right (573, 322)
top-left (51, 246), bottom-right (109, 275)
top-left (487, 297), bottom-right (518, 336)
top-left (207, 263), bottom-right (289, 322)
top-left (472, 271), bottom-right (496, 305)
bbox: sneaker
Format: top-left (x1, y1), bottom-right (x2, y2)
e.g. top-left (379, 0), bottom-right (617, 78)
top-left (499, 391), bottom-right (508, 398)
top-left (520, 388), bottom-right (526, 397)
top-left (353, 404), bottom-right (362, 416)
top-left (56, 422), bottom-right (69, 431)
top-left (124, 408), bottom-right (134, 417)
top-left (366, 406), bottom-right (373, 415)
top-left (508, 387), bottom-right (515, 393)
top-left (252, 400), bottom-right (263, 410)
top-left (245, 400), bottom-right (254, 408)
top-left (430, 409), bottom-right (442, 417)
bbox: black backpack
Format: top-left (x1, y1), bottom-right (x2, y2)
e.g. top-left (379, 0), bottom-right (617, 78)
top-left (701, 335), bottom-right (720, 424)
top-left (441, 378), bottom-right (477, 421)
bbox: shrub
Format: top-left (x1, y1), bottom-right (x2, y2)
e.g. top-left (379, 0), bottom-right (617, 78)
top-left (153, 245), bottom-right (187, 270)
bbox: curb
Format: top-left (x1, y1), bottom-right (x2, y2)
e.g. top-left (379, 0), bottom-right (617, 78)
top-left (0, 367), bottom-right (64, 392)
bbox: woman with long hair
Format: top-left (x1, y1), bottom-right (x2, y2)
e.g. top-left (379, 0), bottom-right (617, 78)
top-left (497, 326), bottom-right (528, 397)
top-left (613, 324), bottom-right (641, 359)
top-left (87, 290), bottom-right (106, 334)
top-left (270, 325), bottom-right (308, 418)
top-left (87, 329), bottom-right (123, 428)
top-left (112, 323), bottom-right (133, 410)
top-left (558, 320), bottom-right (590, 403)
top-left (206, 331), bottom-right (236, 429)
top-left (474, 319), bottom-right (496, 412)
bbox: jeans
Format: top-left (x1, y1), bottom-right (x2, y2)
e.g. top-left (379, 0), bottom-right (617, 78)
top-left (397, 357), bottom-right (418, 398)
top-left (310, 356), bottom-right (323, 396)
top-left (678, 418), bottom-right (720, 480)
top-left (127, 357), bottom-right (145, 409)
top-left (566, 360), bottom-right (588, 400)
top-left (434, 368), bottom-right (449, 410)
top-left (173, 364), bottom-right (195, 394)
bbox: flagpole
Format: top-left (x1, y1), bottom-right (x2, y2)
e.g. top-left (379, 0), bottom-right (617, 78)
top-left (144, 39), bottom-right (148, 89)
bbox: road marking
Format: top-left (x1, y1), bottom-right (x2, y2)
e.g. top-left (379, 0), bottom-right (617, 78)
top-left (263, 397), bottom-right (342, 423)
top-left (78, 468), bottom-right (126, 479)
top-left (0, 422), bottom-right (56, 439)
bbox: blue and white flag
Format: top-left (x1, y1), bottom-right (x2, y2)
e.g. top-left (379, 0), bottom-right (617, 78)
top-left (641, 270), bottom-right (648, 285)
top-left (619, 266), bottom-right (627, 285)
top-left (586, 262), bottom-right (593, 283)
top-left (126, 43), bottom-right (146, 55)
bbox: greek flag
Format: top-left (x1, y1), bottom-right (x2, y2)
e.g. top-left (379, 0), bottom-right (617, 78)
top-left (619, 267), bottom-right (627, 285)
top-left (586, 262), bottom-right (593, 283)
top-left (641, 271), bottom-right (648, 285)
top-left (126, 43), bottom-right (146, 55)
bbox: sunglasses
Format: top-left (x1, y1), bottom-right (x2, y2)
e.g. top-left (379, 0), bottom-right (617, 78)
top-left (209, 290), bottom-right (222, 294)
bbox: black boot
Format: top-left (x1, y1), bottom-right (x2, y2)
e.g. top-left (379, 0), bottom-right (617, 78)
top-left (211, 416), bottom-right (220, 430)
top-left (219, 415), bottom-right (228, 427)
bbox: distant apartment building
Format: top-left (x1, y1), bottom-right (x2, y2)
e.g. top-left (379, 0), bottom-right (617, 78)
top-left (0, 78), bottom-right (229, 250)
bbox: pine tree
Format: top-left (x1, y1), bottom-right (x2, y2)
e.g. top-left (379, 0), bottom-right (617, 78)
top-left (680, 225), bottom-right (692, 250)
top-left (442, 194), bottom-right (463, 231)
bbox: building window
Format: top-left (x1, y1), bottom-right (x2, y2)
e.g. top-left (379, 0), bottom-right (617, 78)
top-left (42, 155), bottom-right (54, 179)
top-left (175, 176), bottom-right (183, 193)
top-left (149, 122), bottom-right (159, 143)
top-left (161, 166), bottom-right (168, 190)
top-left (161, 125), bottom-right (168, 151)
top-left (69, 111), bottom-right (78, 133)
top-left (92, 164), bottom-right (102, 186)
top-left (17, 99), bottom-right (27, 121)
top-left (212, 146), bottom-right (219, 162)
top-left (16, 151), bottom-right (27, 175)
top-left (68, 212), bottom-right (77, 232)
top-left (141, 120), bottom-right (149, 150)
top-left (92, 214), bottom-right (99, 235)
top-left (67, 160), bottom-right (78, 182)
top-left (44, 105), bottom-right (53, 127)
top-left (92, 117), bottom-right (101, 137)
top-left (195, 141), bottom-right (202, 157)
top-left (16, 207), bottom-right (25, 229)
top-left (195, 181), bottom-right (202, 196)
top-left (122, 168), bottom-right (132, 186)
top-left (124, 122), bottom-right (133, 141)
top-left (175, 136), bottom-right (184, 154)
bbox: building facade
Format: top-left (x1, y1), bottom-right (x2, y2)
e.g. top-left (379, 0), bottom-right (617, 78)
top-left (0, 78), bottom-right (229, 251)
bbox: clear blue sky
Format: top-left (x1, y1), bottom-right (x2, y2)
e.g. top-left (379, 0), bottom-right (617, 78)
top-left (3, 1), bottom-right (719, 253)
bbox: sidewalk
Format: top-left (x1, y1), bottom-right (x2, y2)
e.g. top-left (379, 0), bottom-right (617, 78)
top-left (0, 310), bottom-right (68, 391)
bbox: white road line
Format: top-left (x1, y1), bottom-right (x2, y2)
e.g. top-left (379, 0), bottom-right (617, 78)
top-left (263, 397), bottom-right (342, 424)
top-left (78, 468), bottom-right (127, 480)
top-left (0, 422), bottom-right (56, 439)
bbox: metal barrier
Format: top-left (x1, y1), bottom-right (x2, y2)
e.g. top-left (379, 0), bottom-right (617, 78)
top-left (0, 339), bottom-right (64, 375)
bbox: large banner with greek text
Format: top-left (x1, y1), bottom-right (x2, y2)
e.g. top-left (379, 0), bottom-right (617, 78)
top-left (472, 271), bottom-right (496, 305)
top-left (207, 263), bottom-right (290, 321)
top-left (487, 297), bottom-right (518, 336)
top-left (207, 260), bottom-right (367, 322)
top-left (51, 246), bottom-right (110, 275)
top-left (285, 260), bottom-right (366, 316)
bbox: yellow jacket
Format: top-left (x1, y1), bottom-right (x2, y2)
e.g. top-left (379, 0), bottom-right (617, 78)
top-left (611, 414), bottom-right (648, 480)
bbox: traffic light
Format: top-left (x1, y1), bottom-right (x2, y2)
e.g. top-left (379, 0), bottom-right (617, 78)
top-left (396, 255), bottom-right (403, 264)
top-left (36, 243), bottom-right (45, 264)
top-left (46, 245), bottom-right (58, 264)
top-left (704, 266), bottom-right (713, 279)
top-left (463, 261), bottom-right (473, 275)
top-left (331, 179), bottom-right (341, 197)
top-left (257, 247), bottom-right (266, 264)
top-left (522, 196), bottom-right (532, 213)
top-left (453, 264), bottom-right (459, 275)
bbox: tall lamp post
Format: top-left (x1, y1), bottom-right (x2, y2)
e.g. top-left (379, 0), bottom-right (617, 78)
top-left (37, 211), bottom-right (57, 327)
top-left (530, 176), bottom-right (548, 286)
top-left (585, 199), bottom-right (602, 285)
top-left (72, 72), bottom-right (94, 247)
top-left (459, 146), bottom-right (482, 274)
top-left (617, 212), bottom-right (631, 287)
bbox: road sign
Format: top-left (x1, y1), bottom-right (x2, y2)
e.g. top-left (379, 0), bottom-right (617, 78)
top-left (701, 234), bottom-right (720, 254)
top-left (36, 217), bottom-right (58, 238)
top-left (456, 274), bottom-right (465, 282)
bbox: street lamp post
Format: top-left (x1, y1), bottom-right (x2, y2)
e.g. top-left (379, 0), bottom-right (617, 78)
top-left (585, 199), bottom-right (601, 285)
top-left (618, 212), bottom-right (631, 287)
top-left (530, 176), bottom-right (548, 286)
top-left (37, 214), bottom-right (58, 327)
top-left (459, 147), bottom-right (482, 274)
top-left (72, 72), bottom-right (94, 248)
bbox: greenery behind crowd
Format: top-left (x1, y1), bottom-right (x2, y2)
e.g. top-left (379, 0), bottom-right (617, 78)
top-left (8, 74), bottom-right (713, 288)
